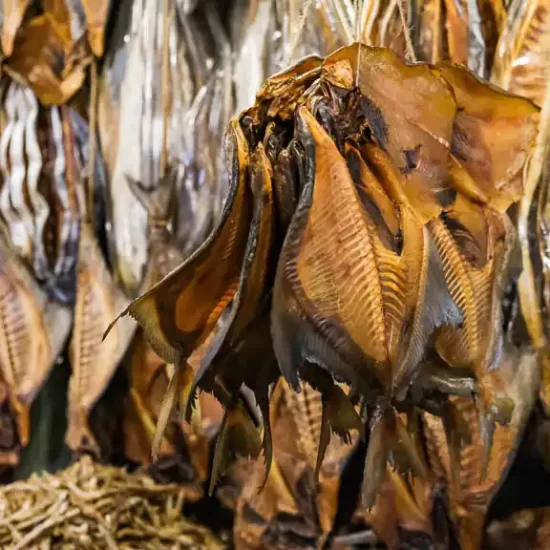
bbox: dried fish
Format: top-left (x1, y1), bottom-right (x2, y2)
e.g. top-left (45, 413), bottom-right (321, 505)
top-left (423, 347), bottom-right (540, 549)
top-left (66, 61), bottom-right (136, 456)
top-left (234, 379), bottom-right (356, 549)
top-left (1, 0), bottom-right (109, 102)
top-left (98, 0), bottom-right (232, 294)
top-left (67, 222), bottom-right (136, 455)
top-left (0, 0), bottom-right (29, 57)
top-left (492, 0), bottom-right (550, 107)
top-left (0, 81), bottom-right (35, 261)
top-left (111, 42), bottom-right (539, 524)
top-left (0, 222), bottom-right (71, 448)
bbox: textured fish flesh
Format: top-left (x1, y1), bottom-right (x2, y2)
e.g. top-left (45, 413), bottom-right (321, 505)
top-left (0, 225), bottom-right (71, 447)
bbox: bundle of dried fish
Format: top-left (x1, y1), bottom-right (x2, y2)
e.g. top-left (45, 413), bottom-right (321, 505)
top-left (1, 0), bottom-right (110, 105)
top-left (98, 0), bottom-right (233, 295)
top-left (0, 221), bottom-right (71, 452)
top-left (109, 38), bottom-right (539, 544)
top-left (0, 454), bottom-right (225, 549)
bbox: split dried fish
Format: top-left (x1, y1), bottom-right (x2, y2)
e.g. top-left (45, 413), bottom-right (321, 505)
top-left (423, 347), bottom-right (541, 549)
top-left (233, 379), bottom-right (356, 549)
top-left (67, 221), bottom-right (136, 455)
top-left (109, 42), bottom-right (539, 526)
top-left (0, 222), bottom-right (71, 448)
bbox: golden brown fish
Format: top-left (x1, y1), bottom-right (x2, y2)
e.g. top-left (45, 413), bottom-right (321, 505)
top-left (66, 222), bottom-right (136, 455)
top-left (109, 43), bottom-right (538, 512)
top-left (423, 347), bottom-right (540, 549)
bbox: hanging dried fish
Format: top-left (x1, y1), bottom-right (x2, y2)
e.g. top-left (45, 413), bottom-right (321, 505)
top-left (422, 347), bottom-right (541, 549)
top-left (352, 459), bottom-right (444, 549)
top-left (1, 0), bottom-right (110, 103)
top-left (0, 222), bottom-right (71, 449)
top-left (0, 80), bottom-right (83, 303)
top-left (98, 0), bottom-right (232, 294)
top-left (0, 0), bottom-right (29, 57)
top-left (490, 0), bottom-right (550, 409)
top-left (108, 41), bottom-right (539, 519)
top-left (492, 0), bottom-right (550, 107)
top-left (67, 222), bottom-right (136, 454)
top-left (233, 379), bottom-right (357, 549)
top-left (66, 63), bottom-right (136, 456)
top-left (0, 81), bottom-right (35, 261)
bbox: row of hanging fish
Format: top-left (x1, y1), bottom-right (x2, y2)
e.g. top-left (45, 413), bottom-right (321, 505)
top-left (0, 0), bottom-right (234, 475)
top-left (0, 0), bottom-right (550, 548)
top-left (110, 0), bottom-right (550, 549)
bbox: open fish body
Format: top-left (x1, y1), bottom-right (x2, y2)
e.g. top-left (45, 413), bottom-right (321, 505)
top-left (422, 347), bottom-right (541, 549)
top-left (0, 226), bottom-right (71, 447)
top-left (67, 223), bottom-right (136, 453)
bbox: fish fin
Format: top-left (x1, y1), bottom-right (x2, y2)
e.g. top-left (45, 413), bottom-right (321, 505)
top-left (209, 397), bottom-right (262, 495)
top-left (65, 406), bottom-right (100, 456)
top-left (151, 370), bottom-right (179, 462)
top-left (113, 121), bottom-right (252, 366)
top-left (256, 387), bottom-right (274, 491)
top-left (362, 407), bottom-right (390, 510)
top-left (102, 306), bottom-right (131, 343)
